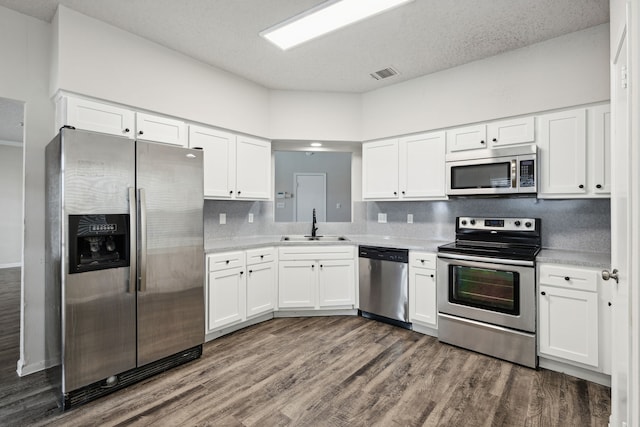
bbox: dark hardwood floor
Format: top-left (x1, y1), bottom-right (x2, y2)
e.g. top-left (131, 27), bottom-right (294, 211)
top-left (0, 267), bottom-right (610, 426)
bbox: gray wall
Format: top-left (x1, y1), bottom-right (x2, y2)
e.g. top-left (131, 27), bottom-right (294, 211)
top-left (274, 151), bottom-right (351, 222)
top-left (205, 198), bottom-right (610, 254)
top-left (0, 144), bottom-right (23, 266)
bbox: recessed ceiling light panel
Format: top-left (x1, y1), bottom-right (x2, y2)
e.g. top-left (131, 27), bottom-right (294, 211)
top-left (260, 0), bottom-right (414, 51)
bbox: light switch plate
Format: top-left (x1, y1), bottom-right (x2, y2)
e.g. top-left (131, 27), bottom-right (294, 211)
top-left (378, 213), bottom-right (387, 223)
top-left (219, 213), bottom-right (226, 225)
top-left (407, 214), bottom-right (413, 224)
top-left (248, 213), bottom-right (254, 223)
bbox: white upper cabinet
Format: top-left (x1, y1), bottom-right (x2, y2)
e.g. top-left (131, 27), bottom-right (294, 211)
top-left (446, 124), bottom-right (487, 152)
top-left (189, 126), bottom-right (271, 200)
top-left (235, 136), bottom-right (271, 200)
top-left (135, 112), bottom-right (187, 147)
top-left (538, 105), bottom-right (610, 198)
top-left (398, 131), bottom-right (446, 199)
top-left (189, 125), bottom-right (236, 199)
top-left (362, 139), bottom-right (400, 200)
top-left (589, 105), bottom-right (611, 195)
top-left (537, 108), bottom-right (587, 196)
top-left (363, 132), bottom-right (446, 201)
top-left (59, 96), bottom-right (135, 138)
top-left (488, 117), bottom-right (535, 148)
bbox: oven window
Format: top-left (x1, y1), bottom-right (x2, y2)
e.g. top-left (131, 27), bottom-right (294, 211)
top-left (451, 162), bottom-right (511, 189)
top-left (450, 265), bottom-right (520, 315)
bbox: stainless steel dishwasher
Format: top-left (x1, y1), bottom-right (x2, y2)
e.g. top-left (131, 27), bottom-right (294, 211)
top-left (358, 246), bottom-right (410, 329)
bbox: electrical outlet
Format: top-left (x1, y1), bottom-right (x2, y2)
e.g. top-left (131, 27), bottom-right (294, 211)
top-left (219, 213), bottom-right (226, 225)
top-left (248, 213), bottom-right (254, 223)
top-left (407, 214), bottom-right (413, 224)
top-left (378, 213), bottom-right (387, 223)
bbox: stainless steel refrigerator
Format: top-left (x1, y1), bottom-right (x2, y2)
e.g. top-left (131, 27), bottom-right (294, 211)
top-left (45, 127), bottom-right (204, 409)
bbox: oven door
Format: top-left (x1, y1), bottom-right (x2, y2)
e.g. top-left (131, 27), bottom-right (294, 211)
top-left (437, 254), bottom-right (535, 332)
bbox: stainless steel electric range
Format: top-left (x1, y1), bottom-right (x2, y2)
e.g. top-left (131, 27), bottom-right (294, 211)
top-left (437, 216), bottom-right (541, 368)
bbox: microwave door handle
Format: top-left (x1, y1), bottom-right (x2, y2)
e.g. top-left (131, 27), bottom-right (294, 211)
top-left (511, 159), bottom-right (517, 189)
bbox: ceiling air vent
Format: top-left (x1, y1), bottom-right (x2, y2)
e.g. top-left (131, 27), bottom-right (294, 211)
top-left (370, 67), bottom-right (399, 80)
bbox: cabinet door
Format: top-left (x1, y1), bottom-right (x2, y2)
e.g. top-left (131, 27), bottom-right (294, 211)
top-left (589, 105), bottom-right (611, 194)
top-left (64, 97), bottom-right (135, 138)
top-left (538, 109), bottom-right (587, 196)
top-left (539, 285), bottom-right (598, 367)
top-left (398, 131), bottom-right (446, 199)
top-left (487, 117), bottom-right (535, 147)
top-left (246, 262), bottom-right (276, 318)
top-left (136, 113), bottom-right (187, 146)
top-left (207, 267), bottom-right (246, 332)
top-left (278, 261), bottom-right (316, 308)
top-left (409, 267), bottom-right (437, 327)
top-left (235, 136), bottom-right (271, 200)
top-left (189, 125), bottom-right (235, 199)
top-left (362, 139), bottom-right (399, 199)
top-left (318, 259), bottom-right (355, 308)
top-left (446, 124), bottom-right (487, 152)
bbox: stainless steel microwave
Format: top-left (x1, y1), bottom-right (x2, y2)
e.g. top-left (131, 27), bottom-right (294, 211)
top-left (445, 144), bottom-right (537, 196)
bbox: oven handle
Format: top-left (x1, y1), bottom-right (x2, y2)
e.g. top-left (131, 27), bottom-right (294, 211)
top-left (437, 252), bottom-right (534, 267)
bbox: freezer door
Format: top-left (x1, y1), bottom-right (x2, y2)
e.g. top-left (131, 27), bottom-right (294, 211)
top-left (61, 129), bottom-right (137, 392)
top-left (136, 141), bottom-right (205, 366)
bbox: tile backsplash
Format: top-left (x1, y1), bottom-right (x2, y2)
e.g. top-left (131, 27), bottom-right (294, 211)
top-left (205, 198), bottom-right (610, 253)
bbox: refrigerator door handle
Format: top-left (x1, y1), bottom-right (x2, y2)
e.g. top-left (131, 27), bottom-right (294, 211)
top-left (128, 187), bottom-right (137, 294)
top-left (138, 188), bottom-right (147, 293)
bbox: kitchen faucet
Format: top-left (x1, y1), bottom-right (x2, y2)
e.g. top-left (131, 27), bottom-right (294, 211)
top-left (311, 208), bottom-right (318, 237)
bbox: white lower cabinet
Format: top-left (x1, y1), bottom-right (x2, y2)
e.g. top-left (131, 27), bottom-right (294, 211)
top-left (207, 251), bottom-right (246, 332)
top-left (538, 263), bottom-right (610, 374)
top-left (278, 246), bottom-right (356, 310)
top-left (206, 248), bottom-right (276, 334)
top-left (409, 252), bottom-right (437, 328)
top-left (246, 248), bottom-right (277, 318)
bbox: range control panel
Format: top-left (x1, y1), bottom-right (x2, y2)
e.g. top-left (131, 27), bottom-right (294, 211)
top-left (457, 217), bottom-right (538, 232)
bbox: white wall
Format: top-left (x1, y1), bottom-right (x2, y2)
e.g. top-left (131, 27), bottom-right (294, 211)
top-left (269, 90), bottom-right (362, 141)
top-left (362, 24), bottom-right (611, 141)
top-left (53, 6), bottom-right (270, 138)
top-left (0, 5), bottom-right (55, 375)
top-left (0, 144), bottom-right (23, 267)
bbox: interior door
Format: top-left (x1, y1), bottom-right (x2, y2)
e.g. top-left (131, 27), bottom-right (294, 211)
top-left (136, 141), bottom-right (204, 366)
top-left (294, 173), bottom-right (326, 222)
top-left (609, 22), bottom-right (630, 427)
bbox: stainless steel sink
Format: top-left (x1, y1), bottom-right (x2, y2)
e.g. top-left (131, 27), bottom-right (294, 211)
top-left (280, 235), bottom-right (350, 242)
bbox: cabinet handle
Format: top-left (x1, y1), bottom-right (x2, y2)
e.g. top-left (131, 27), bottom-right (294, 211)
top-left (237, 191), bottom-right (242, 195)
top-left (240, 271), bottom-right (244, 276)
top-left (401, 191), bottom-right (405, 195)
top-left (492, 138), bottom-right (497, 142)
top-left (124, 128), bottom-right (130, 133)
top-left (430, 274), bottom-right (434, 278)
top-left (229, 190), bottom-right (233, 195)
top-left (578, 184), bottom-right (584, 189)
top-left (596, 184), bottom-right (602, 189)
top-left (420, 259), bottom-right (424, 263)
top-left (320, 264), bottom-right (323, 268)
top-left (225, 260), bottom-right (229, 264)
top-left (260, 255), bottom-right (264, 259)
top-left (541, 291), bottom-right (546, 296)
top-left (480, 140), bottom-right (485, 144)
top-left (311, 264), bottom-right (314, 269)
top-left (138, 130), bottom-right (144, 135)
top-left (393, 191), bottom-right (397, 196)
top-left (249, 270), bottom-right (253, 274)
top-left (608, 302), bottom-right (612, 307)
top-left (564, 276), bottom-right (570, 281)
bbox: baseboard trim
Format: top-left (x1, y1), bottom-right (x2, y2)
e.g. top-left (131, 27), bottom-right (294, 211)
top-left (0, 262), bottom-right (22, 269)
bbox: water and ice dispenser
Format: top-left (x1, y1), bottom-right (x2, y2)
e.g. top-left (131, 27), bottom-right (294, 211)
top-left (68, 214), bottom-right (130, 274)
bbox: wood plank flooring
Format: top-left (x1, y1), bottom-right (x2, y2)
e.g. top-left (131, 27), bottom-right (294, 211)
top-left (0, 268), bottom-right (611, 426)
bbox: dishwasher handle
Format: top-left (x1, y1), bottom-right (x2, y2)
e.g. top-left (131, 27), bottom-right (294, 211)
top-left (358, 246), bottom-right (408, 263)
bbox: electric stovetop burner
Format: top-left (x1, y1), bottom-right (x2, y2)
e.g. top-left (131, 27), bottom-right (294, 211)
top-left (438, 216), bottom-right (541, 261)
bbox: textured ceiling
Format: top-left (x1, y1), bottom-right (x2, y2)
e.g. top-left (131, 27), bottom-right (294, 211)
top-left (0, 0), bottom-right (609, 93)
top-left (0, 98), bottom-right (24, 144)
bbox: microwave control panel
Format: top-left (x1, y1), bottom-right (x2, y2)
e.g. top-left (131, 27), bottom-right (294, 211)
top-left (519, 159), bottom-right (536, 188)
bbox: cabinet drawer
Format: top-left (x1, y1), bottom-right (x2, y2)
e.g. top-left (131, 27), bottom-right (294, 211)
top-left (409, 252), bottom-right (437, 269)
top-left (538, 264), bottom-right (598, 292)
top-left (278, 245), bottom-right (355, 261)
top-left (208, 251), bottom-right (244, 272)
top-left (246, 247), bottom-right (275, 265)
